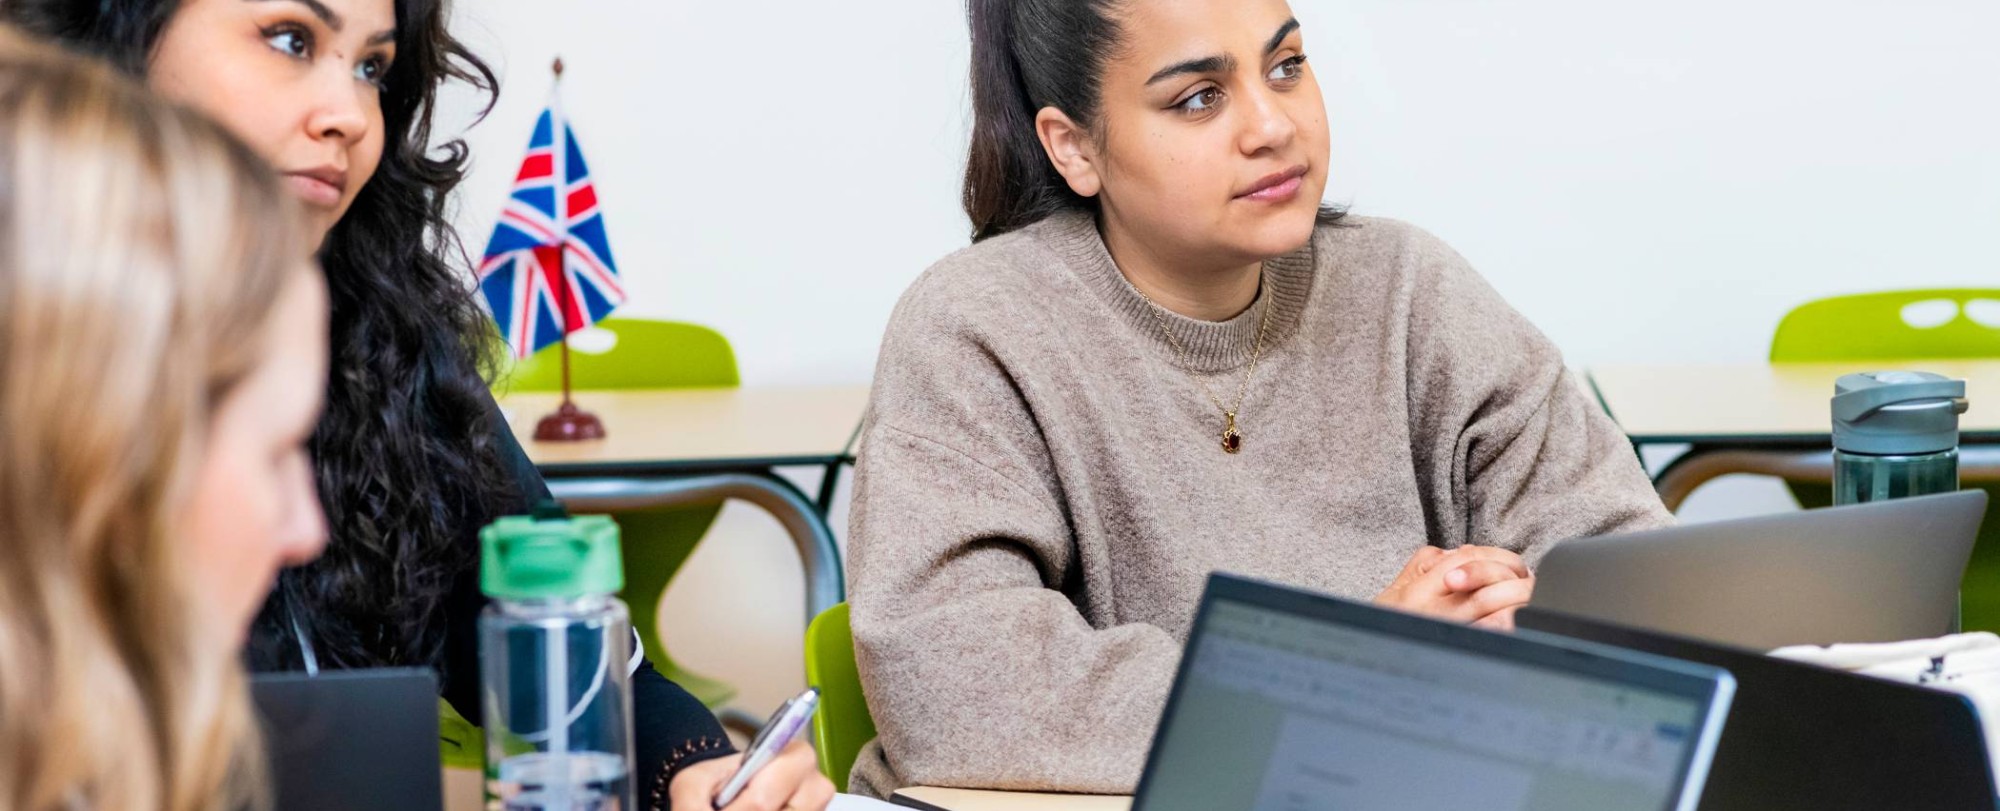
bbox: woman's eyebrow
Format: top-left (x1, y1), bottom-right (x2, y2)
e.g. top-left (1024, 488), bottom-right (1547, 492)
top-left (1265, 18), bottom-right (1301, 56)
top-left (246, 0), bottom-right (395, 46)
top-left (1146, 17), bottom-right (1304, 86)
top-left (248, 0), bottom-right (342, 30)
top-left (1147, 54), bottom-right (1236, 86)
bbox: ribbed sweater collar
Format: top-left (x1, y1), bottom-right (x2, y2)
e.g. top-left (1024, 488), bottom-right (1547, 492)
top-left (1036, 209), bottom-right (1317, 374)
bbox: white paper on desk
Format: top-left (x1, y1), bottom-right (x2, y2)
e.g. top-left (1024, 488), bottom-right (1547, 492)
top-left (830, 795), bottom-right (900, 810)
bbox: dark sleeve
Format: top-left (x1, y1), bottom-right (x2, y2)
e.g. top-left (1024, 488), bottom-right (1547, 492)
top-left (448, 393), bottom-right (737, 808)
top-left (438, 395), bottom-right (553, 724)
top-left (491, 396), bottom-right (554, 505)
top-left (634, 660), bottom-right (736, 807)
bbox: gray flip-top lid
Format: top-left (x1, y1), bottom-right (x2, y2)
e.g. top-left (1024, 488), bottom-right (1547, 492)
top-left (1831, 371), bottom-right (1968, 455)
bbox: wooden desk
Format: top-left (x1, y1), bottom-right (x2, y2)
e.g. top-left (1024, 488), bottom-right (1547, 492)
top-left (1586, 361), bottom-right (2000, 509)
top-left (499, 386), bottom-right (871, 476)
top-left (444, 767), bottom-right (479, 811)
top-left (496, 385), bottom-right (872, 621)
top-left (1587, 361), bottom-right (2000, 444)
top-left (892, 787), bottom-right (1132, 811)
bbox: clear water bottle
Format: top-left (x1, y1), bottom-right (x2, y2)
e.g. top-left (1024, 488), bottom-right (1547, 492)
top-left (481, 509), bottom-right (636, 811)
top-left (1831, 371), bottom-right (1969, 505)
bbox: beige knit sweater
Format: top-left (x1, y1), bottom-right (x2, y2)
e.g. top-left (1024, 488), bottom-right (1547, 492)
top-left (845, 211), bottom-right (1671, 797)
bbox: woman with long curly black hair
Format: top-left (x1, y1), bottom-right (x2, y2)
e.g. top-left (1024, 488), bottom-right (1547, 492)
top-left (1, 1), bottom-right (831, 807)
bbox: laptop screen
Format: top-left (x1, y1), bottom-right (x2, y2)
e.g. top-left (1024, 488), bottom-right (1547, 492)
top-left (1135, 580), bottom-right (1730, 811)
top-left (252, 668), bottom-right (443, 811)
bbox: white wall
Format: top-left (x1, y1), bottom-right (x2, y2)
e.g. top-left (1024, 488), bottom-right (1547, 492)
top-left (1309, 1), bottom-right (2000, 365)
top-left (441, 1), bottom-right (971, 386)
top-left (438, 1), bottom-right (2000, 718)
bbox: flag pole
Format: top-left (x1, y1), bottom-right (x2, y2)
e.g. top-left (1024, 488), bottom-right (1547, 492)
top-left (534, 55), bottom-right (605, 442)
top-left (552, 58), bottom-right (577, 409)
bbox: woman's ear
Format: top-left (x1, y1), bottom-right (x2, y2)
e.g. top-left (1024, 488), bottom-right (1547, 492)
top-left (1035, 107), bottom-right (1102, 199)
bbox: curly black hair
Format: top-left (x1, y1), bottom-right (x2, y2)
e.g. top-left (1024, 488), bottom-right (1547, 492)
top-left (3, 0), bottom-right (521, 671)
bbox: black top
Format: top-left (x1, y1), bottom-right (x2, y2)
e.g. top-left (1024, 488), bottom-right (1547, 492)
top-left (254, 393), bottom-right (735, 806)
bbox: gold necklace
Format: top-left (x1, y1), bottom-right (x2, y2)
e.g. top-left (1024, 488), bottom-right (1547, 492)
top-left (1136, 267), bottom-right (1273, 454)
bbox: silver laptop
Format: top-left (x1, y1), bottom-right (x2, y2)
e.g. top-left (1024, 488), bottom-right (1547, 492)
top-left (1132, 574), bottom-right (1735, 811)
top-left (1533, 489), bottom-right (1987, 650)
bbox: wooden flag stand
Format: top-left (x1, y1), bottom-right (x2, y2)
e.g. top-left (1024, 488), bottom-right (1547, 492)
top-left (532, 56), bottom-right (605, 443)
top-left (530, 313), bottom-right (605, 441)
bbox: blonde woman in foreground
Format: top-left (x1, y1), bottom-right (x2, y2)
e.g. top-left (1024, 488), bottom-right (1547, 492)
top-left (0, 30), bottom-right (328, 811)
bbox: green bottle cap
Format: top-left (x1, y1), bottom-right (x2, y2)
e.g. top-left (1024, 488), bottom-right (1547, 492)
top-left (480, 513), bottom-right (624, 600)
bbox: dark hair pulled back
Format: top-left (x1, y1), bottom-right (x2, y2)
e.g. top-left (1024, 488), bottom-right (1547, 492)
top-left (963, 0), bottom-right (1123, 242)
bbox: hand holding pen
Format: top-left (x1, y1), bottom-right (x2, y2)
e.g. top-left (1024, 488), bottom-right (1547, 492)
top-left (667, 688), bottom-right (834, 811)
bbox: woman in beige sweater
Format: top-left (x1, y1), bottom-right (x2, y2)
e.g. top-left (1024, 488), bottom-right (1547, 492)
top-left (847, 0), bottom-right (1673, 797)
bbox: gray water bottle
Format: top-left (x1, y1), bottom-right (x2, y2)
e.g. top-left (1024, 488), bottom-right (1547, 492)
top-left (1831, 371), bottom-right (1969, 505)
top-left (480, 510), bottom-right (636, 811)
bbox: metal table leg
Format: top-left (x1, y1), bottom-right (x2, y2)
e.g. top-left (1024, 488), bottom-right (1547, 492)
top-left (1652, 444), bottom-right (2000, 513)
top-left (1653, 446), bottom-right (1833, 512)
top-left (547, 473), bottom-right (845, 624)
top-left (812, 460), bottom-right (845, 519)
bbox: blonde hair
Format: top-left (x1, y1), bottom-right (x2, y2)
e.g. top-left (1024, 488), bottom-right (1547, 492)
top-left (0, 29), bottom-right (312, 811)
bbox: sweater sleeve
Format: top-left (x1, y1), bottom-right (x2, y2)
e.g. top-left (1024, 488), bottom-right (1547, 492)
top-left (848, 280), bottom-right (1181, 795)
top-left (1397, 225), bottom-right (1672, 564)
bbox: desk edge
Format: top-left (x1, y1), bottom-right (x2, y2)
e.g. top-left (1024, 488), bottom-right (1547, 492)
top-left (1626, 430), bottom-right (2000, 447)
top-left (889, 791), bottom-right (951, 811)
top-left (535, 454), bottom-right (851, 478)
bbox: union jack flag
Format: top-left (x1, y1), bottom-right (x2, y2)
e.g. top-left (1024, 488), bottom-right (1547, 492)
top-left (477, 89), bottom-right (626, 359)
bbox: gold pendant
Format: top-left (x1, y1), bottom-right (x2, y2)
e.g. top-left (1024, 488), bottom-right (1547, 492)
top-left (1221, 412), bottom-right (1242, 454)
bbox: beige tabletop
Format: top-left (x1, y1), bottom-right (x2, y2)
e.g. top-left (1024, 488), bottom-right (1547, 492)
top-left (1587, 360), bottom-right (2000, 443)
top-left (496, 385), bottom-right (872, 472)
top-left (892, 787), bottom-right (1133, 811)
top-left (444, 767), bottom-right (479, 811)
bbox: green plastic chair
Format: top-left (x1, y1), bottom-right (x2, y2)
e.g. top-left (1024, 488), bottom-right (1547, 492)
top-left (438, 698), bottom-right (483, 770)
top-left (500, 318), bottom-right (737, 393)
top-left (497, 317), bottom-right (742, 710)
top-left (1770, 289), bottom-right (2000, 630)
top-left (804, 603), bottom-right (877, 791)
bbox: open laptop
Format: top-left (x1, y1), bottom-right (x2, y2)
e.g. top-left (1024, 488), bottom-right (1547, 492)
top-left (251, 668), bottom-right (443, 811)
top-left (1533, 489), bottom-right (1988, 649)
top-left (1517, 607), bottom-right (1999, 810)
top-left (1131, 573), bottom-right (1735, 811)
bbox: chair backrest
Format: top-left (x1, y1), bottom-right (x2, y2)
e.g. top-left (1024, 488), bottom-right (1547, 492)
top-left (803, 602), bottom-right (876, 791)
top-left (497, 318), bottom-right (739, 392)
top-left (1770, 289), bottom-right (2000, 362)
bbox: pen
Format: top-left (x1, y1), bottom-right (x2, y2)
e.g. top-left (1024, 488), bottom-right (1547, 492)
top-left (713, 687), bottom-right (819, 809)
